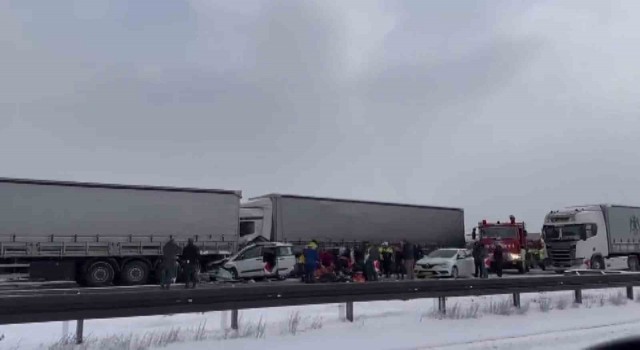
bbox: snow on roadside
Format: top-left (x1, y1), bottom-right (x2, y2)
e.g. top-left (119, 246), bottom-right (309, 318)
top-left (0, 287), bottom-right (638, 349)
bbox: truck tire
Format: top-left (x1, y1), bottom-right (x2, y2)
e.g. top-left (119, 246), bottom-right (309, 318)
top-left (121, 260), bottom-right (150, 285)
top-left (591, 256), bottom-right (605, 270)
top-left (517, 265), bottom-right (525, 274)
top-left (84, 261), bottom-right (115, 287)
top-left (628, 256), bottom-right (640, 271)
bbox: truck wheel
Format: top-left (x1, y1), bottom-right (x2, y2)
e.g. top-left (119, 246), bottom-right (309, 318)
top-left (628, 256), bottom-right (640, 271)
top-left (85, 261), bottom-right (115, 287)
top-left (591, 256), bottom-right (605, 270)
top-left (517, 264), bottom-right (525, 274)
top-left (121, 260), bottom-right (150, 285)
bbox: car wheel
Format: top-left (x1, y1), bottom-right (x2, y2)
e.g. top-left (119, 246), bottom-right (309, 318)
top-left (591, 256), bottom-right (605, 270)
top-left (451, 266), bottom-right (459, 279)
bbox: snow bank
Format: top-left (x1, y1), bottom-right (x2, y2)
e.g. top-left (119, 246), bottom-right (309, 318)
top-left (1, 288), bottom-right (639, 349)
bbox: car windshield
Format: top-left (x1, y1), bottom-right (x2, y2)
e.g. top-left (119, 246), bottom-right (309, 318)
top-left (481, 227), bottom-right (518, 239)
top-left (428, 249), bottom-right (458, 258)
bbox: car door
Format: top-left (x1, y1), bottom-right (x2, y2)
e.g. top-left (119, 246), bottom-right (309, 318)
top-left (276, 246), bottom-right (296, 276)
top-left (235, 246), bottom-right (264, 278)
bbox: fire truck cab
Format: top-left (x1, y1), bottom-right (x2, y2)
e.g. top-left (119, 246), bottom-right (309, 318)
top-left (473, 215), bottom-right (529, 274)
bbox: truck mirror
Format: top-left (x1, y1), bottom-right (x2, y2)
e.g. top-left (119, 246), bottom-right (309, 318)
top-left (471, 228), bottom-right (476, 241)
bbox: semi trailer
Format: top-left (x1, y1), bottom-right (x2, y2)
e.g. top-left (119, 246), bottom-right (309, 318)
top-left (239, 194), bottom-right (465, 249)
top-left (0, 178), bottom-right (240, 286)
top-left (544, 204), bottom-right (640, 272)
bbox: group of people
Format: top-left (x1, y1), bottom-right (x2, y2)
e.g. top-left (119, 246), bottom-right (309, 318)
top-left (471, 241), bottom-right (505, 278)
top-left (160, 237), bottom-right (201, 289)
top-left (298, 240), bottom-right (425, 283)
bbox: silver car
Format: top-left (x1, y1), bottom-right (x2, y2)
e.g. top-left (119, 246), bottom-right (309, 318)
top-left (414, 248), bottom-right (475, 279)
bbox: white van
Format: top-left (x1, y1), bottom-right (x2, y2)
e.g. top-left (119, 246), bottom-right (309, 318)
top-left (222, 242), bottom-right (296, 280)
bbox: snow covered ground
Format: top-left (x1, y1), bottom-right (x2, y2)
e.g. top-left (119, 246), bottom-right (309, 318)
top-left (1, 288), bottom-right (639, 349)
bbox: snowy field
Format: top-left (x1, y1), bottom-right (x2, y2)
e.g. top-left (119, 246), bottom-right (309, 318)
top-left (1, 288), bottom-right (640, 349)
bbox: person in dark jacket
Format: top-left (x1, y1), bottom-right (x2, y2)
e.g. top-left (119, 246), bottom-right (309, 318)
top-left (494, 244), bottom-right (504, 277)
top-left (414, 244), bottom-right (424, 261)
top-left (303, 242), bottom-right (319, 283)
top-left (472, 241), bottom-right (483, 278)
top-left (353, 245), bottom-right (365, 273)
top-left (365, 244), bottom-right (380, 281)
top-left (182, 238), bottom-right (200, 288)
top-left (160, 238), bottom-right (181, 289)
top-left (402, 240), bottom-right (416, 280)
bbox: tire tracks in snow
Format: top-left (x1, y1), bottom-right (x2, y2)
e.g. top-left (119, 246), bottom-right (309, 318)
top-left (395, 317), bottom-right (640, 350)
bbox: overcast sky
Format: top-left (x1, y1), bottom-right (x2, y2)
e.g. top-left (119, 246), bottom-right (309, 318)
top-left (2, 1), bottom-right (640, 230)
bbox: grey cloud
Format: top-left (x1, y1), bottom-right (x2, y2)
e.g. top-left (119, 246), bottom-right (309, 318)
top-left (2, 1), bottom-right (640, 230)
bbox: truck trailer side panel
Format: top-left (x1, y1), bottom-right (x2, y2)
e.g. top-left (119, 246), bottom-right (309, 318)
top-left (603, 205), bottom-right (640, 255)
top-left (0, 179), bottom-right (240, 240)
top-left (269, 195), bottom-right (465, 247)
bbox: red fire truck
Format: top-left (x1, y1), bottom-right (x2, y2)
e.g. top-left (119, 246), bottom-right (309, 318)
top-left (472, 215), bottom-right (529, 274)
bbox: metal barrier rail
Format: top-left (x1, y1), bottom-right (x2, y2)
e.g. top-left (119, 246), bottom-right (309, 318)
top-left (1, 274), bottom-right (639, 343)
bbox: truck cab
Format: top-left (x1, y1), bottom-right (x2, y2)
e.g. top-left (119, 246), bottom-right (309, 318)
top-left (239, 198), bottom-right (273, 246)
top-left (474, 215), bottom-right (528, 273)
top-left (543, 205), bottom-right (609, 271)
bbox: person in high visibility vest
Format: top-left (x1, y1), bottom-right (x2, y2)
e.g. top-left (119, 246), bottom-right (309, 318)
top-left (379, 242), bottom-right (394, 278)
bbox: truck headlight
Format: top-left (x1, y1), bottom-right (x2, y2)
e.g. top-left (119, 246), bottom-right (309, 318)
top-left (509, 253), bottom-right (521, 261)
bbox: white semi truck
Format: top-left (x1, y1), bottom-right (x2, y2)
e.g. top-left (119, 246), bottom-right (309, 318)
top-left (543, 205), bottom-right (640, 272)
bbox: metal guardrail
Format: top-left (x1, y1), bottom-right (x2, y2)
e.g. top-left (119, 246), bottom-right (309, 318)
top-left (0, 274), bottom-right (639, 343)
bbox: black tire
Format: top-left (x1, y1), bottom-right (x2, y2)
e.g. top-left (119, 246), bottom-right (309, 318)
top-left (591, 256), bottom-right (605, 270)
top-left (517, 264), bottom-right (525, 274)
top-left (121, 260), bottom-right (150, 285)
top-left (629, 256), bottom-right (640, 271)
top-left (451, 266), bottom-right (459, 279)
top-left (229, 267), bottom-right (239, 280)
top-left (84, 261), bottom-right (115, 287)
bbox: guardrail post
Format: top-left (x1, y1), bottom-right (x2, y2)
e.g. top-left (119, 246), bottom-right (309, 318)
top-left (574, 289), bottom-right (582, 304)
top-left (75, 319), bottom-right (84, 344)
top-left (231, 309), bottom-right (239, 330)
top-left (438, 297), bottom-right (446, 314)
top-left (512, 292), bottom-right (521, 308)
top-left (62, 321), bottom-right (69, 339)
top-left (346, 301), bottom-right (354, 322)
top-left (627, 286), bottom-right (634, 300)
